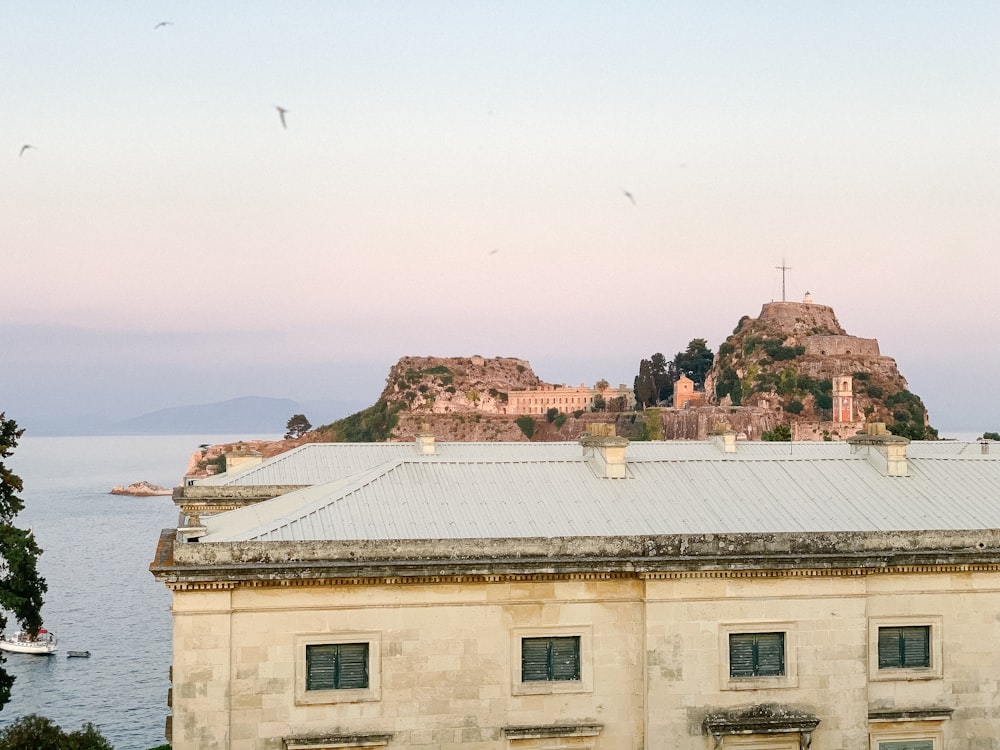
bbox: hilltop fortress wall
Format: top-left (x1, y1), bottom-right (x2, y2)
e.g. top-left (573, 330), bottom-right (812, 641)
top-left (804, 335), bottom-right (881, 358)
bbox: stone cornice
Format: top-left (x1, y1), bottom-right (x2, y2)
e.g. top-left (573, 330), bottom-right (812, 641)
top-left (151, 528), bottom-right (1000, 589)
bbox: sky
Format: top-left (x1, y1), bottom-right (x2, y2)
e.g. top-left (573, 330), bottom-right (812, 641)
top-left (3, 1), bottom-right (999, 435)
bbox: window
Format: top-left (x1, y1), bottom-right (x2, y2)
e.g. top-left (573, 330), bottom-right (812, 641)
top-left (719, 622), bottom-right (797, 690)
top-left (511, 626), bottom-right (593, 695)
top-left (877, 626), bottom-right (929, 669)
top-left (307, 643), bottom-right (368, 690)
top-left (868, 616), bottom-right (942, 681)
top-left (879, 742), bottom-right (933, 750)
top-left (521, 636), bottom-right (580, 682)
top-left (296, 631), bottom-right (381, 705)
top-left (729, 632), bottom-right (785, 678)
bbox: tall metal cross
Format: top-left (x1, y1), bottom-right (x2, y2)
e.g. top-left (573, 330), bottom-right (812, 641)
top-left (775, 260), bottom-right (792, 302)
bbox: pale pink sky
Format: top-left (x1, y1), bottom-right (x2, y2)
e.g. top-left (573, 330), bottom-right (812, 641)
top-left (3, 2), bottom-right (999, 434)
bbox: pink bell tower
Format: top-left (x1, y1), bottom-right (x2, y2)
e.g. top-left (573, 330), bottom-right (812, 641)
top-left (833, 375), bottom-right (854, 423)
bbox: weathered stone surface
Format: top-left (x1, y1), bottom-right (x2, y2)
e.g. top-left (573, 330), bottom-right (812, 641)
top-left (110, 480), bottom-right (172, 496)
top-left (380, 355), bottom-right (542, 415)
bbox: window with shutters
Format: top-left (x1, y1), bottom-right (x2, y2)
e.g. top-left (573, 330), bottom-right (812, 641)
top-left (307, 643), bottom-right (369, 690)
top-left (521, 636), bottom-right (580, 682)
top-left (511, 626), bottom-right (593, 695)
top-left (720, 622), bottom-right (798, 690)
top-left (296, 632), bottom-right (381, 705)
top-left (877, 627), bottom-right (929, 669)
top-left (729, 632), bottom-right (785, 678)
top-left (868, 617), bottom-right (942, 681)
top-left (869, 724), bottom-right (942, 750)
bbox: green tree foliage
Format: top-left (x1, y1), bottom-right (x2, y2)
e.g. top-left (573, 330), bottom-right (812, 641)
top-left (324, 400), bottom-right (402, 442)
top-left (982, 431), bottom-right (1000, 441)
top-left (515, 416), bottom-right (535, 439)
top-left (0, 714), bottom-right (112, 750)
top-left (714, 368), bottom-right (742, 406)
top-left (284, 413), bottom-right (312, 439)
top-left (0, 414), bottom-right (47, 710)
top-left (591, 394), bottom-right (606, 412)
top-left (553, 413), bottom-right (567, 429)
top-left (884, 390), bottom-right (938, 440)
top-left (673, 339), bottom-right (714, 389)
top-left (785, 400), bottom-right (804, 415)
top-left (649, 353), bottom-right (673, 404)
top-left (545, 407), bottom-right (560, 423)
top-left (761, 423), bottom-right (792, 441)
top-left (760, 339), bottom-right (805, 361)
top-left (634, 359), bottom-right (655, 408)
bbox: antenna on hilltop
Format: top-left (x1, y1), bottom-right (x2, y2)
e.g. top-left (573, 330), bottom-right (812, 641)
top-left (775, 259), bottom-right (792, 302)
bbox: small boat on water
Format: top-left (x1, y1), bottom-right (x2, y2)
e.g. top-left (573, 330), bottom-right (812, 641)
top-left (66, 650), bottom-right (90, 658)
top-left (0, 628), bottom-right (58, 655)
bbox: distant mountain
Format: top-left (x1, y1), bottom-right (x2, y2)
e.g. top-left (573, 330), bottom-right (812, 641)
top-left (110, 396), bottom-right (301, 435)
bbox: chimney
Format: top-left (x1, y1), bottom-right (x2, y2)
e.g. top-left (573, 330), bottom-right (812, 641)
top-left (847, 422), bottom-right (910, 477)
top-left (415, 425), bottom-right (436, 455)
top-left (711, 426), bottom-right (737, 453)
top-left (982, 440), bottom-right (991, 455)
top-left (581, 435), bottom-right (629, 479)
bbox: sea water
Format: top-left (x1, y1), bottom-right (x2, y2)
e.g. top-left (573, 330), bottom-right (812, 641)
top-left (0, 434), bottom-right (271, 750)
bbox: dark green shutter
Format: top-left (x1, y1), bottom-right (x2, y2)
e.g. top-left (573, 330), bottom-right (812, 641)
top-left (522, 636), bottom-right (580, 682)
top-left (878, 626), bottom-right (929, 669)
top-left (878, 741), bottom-right (933, 750)
top-left (306, 644), bottom-right (339, 690)
top-left (306, 643), bottom-right (369, 690)
top-left (729, 632), bottom-right (784, 677)
top-left (522, 638), bottom-right (551, 681)
top-left (755, 632), bottom-right (784, 676)
top-left (549, 637), bottom-right (581, 680)
top-left (729, 634), bottom-right (756, 677)
top-left (336, 643), bottom-right (369, 689)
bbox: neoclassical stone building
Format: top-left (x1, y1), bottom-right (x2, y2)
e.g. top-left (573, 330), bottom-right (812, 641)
top-left (152, 428), bottom-right (1000, 750)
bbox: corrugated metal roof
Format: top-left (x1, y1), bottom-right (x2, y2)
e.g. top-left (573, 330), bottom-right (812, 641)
top-left (198, 440), bottom-right (1000, 543)
top-left (195, 441), bottom-right (586, 486)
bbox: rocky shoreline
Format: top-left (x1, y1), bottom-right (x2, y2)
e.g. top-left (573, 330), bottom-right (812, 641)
top-left (110, 481), bottom-right (172, 497)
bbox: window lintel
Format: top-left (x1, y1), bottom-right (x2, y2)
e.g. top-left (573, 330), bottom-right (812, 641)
top-left (868, 707), bottom-right (954, 723)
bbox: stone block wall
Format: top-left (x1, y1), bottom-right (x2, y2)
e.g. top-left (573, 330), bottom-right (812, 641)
top-left (167, 570), bottom-right (1000, 749)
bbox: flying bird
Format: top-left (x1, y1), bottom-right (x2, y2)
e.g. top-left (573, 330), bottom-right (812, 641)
top-left (489, 248), bottom-right (499, 255)
top-left (19, 144), bottom-right (34, 157)
top-left (621, 188), bottom-right (636, 206)
top-left (154, 21), bottom-right (173, 29)
top-left (275, 106), bottom-right (288, 129)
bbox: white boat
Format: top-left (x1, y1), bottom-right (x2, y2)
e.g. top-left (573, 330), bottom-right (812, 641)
top-left (0, 628), bottom-right (58, 655)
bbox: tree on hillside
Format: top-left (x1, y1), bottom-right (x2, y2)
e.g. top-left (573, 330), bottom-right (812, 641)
top-left (634, 359), bottom-right (655, 408)
top-left (674, 338), bottom-right (714, 390)
top-left (284, 414), bottom-right (312, 439)
top-left (0, 414), bottom-right (47, 709)
top-left (649, 352), bottom-right (674, 404)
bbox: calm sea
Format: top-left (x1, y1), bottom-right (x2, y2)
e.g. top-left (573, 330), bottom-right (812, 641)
top-left (0, 434), bottom-right (276, 750)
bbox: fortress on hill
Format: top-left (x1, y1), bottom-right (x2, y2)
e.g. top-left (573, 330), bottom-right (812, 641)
top-left (371, 294), bottom-right (927, 444)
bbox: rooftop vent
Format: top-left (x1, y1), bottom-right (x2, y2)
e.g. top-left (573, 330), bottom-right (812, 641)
top-left (712, 430), bottom-right (738, 454)
top-left (847, 422), bottom-right (909, 477)
top-left (415, 427), bottom-right (436, 455)
top-left (581, 435), bottom-right (629, 479)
